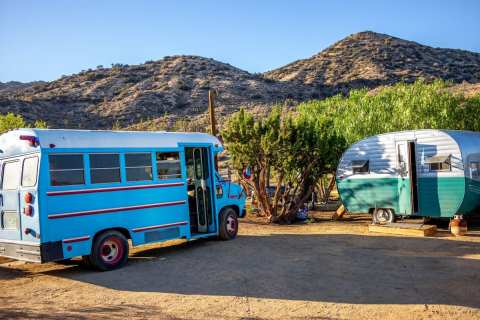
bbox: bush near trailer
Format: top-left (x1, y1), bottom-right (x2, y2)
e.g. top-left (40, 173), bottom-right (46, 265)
top-left (222, 107), bottom-right (345, 223)
top-left (299, 80), bottom-right (480, 145)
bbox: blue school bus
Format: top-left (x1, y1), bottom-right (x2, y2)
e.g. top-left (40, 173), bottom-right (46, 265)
top-left (0, 129), bottom-right (246, 270)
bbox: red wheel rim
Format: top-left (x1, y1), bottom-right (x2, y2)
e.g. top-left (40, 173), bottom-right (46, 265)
top-left (100, 237), bottom-right (124, 265)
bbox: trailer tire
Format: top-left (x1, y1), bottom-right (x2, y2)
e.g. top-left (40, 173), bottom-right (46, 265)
top-left (89, 230), bottom-right (129, 271)
top-left (218, 207), bottom-right (238, 240)
top-left (372, 208), bottom-right (396, 224)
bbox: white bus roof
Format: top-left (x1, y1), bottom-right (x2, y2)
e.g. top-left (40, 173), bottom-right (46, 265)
top-left (0, 129), bottom-right (223, 157)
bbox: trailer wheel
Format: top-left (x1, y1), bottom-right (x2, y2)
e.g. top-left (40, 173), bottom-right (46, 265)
top-left (219, 207), bottom-right (238, 240)
top-left (372, 208), bottom-right (396, 224)
top-left (89, 230), bottom-right (129, 271)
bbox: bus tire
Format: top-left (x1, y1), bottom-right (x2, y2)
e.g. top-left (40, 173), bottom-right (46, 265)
top-left (82, 255), bottom-right (94, 269)
top-left (372, 208), bottom-right (396, 224)
top-left (89, 230), bottom-right (129, 271)
top-left (218, 207), bottom-right (238, 240)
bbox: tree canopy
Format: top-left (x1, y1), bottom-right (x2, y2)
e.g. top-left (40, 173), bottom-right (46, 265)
top-left (299, 80), bottom-right (480, 145)
top-left (0, 113), bottom-right (47, 134)
top-left (222, 107), bottom-right (345, 223)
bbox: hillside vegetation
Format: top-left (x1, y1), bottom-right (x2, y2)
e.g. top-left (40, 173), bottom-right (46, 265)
top-left (1, 31), bottom-right (479, 129)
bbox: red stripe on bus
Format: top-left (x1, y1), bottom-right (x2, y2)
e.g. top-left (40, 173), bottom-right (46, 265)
top-left (47, 200), bottom-right (186, 219)
top-left (63, 236), bottom-right (90, 243)
top-left (132, 221), bottom-right (188, 233)
top-left (47, 182), bottom-right (185, 196)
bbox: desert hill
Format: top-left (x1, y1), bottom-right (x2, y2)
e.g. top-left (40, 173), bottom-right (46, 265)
top-left (1, 31), bottom-right (479, 129)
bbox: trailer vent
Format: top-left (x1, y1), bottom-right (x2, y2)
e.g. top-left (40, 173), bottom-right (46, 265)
top-left (144, 227), bottom-right (180, 243)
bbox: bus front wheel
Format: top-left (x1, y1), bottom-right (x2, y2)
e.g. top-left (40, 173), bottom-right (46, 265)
top-left (219, 208), bottom-right (238, 240)
top-left (88, 230), bottom-right (129, 271)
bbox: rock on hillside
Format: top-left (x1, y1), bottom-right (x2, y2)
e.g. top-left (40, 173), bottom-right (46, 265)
top-left (0, 81), bottom-right (45, 94)
top-left (0, 56), bottom-right (306, 128)
top-left (264, 31), bottom-right (480, 95)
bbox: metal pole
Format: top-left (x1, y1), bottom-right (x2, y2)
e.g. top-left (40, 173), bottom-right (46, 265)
top-left (208, 89), bottom-right (217, 136)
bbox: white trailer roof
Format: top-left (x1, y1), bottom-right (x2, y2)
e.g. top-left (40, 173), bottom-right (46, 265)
top-left (0, 129), bottom-right (222, 157)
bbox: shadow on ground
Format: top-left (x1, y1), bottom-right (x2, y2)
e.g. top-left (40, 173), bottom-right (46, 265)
top-left (3, 232), bottom-right (478, 308)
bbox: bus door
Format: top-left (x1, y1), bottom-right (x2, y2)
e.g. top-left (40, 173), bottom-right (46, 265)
top-left (185, 147), bottom-right (213, 233)
top-left (0, 159), bottom-right (22, 240)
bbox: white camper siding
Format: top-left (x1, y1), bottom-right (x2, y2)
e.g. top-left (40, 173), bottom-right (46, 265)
top-left (414, 130), bottom-right (463, 178)
top-left (337, 130), bottom-right (463, 179)
top-left (337, 134), bottom-right (398, 178)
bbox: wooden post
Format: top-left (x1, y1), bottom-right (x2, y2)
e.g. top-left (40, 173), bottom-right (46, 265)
top-left (208, 90), bottom-right (217, 136)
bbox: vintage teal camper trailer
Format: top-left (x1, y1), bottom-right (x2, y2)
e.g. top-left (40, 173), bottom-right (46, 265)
top-left (336, 130), bottom-right (480, 223)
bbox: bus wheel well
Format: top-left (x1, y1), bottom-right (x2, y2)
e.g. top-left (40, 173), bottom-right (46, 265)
top-left (222, 205), bottom-right (239, 216)
top-left (93, 227), bottom-right (131, 242)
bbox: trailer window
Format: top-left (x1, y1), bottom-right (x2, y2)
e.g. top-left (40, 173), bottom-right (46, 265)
top-left (22, 156), bottom-right (38, 187)
top-left (156, 152), bottom-right (181, 180)
top-left (90, 154), bottom-right (121, 184)
top-left (125, 153), bottom-right (153, 181)
top-left (2, 161), bottom-right (21, 190)
top-left (470, 161), bottom-right (480, 180)
top-left (351, 160), bottom-right (369, 174)
top-left (425, 155), bottom-right (451, 172)
top-left (49, 154), bottom-right (85, 186)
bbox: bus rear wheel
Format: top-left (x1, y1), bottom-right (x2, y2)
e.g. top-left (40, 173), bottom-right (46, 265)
top-left (219, 207), bottom-right (238, 240)
top-left (88, 230), bottom-right (129, 271)
top-left (373, 208), bottom-right (396, 224)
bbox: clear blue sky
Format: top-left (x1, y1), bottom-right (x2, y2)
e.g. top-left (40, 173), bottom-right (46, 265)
top-left (1, 0), bottom-right (479, 82)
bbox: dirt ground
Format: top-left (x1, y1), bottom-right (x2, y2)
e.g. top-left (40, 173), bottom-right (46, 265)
top-left (1, 212), bottom-right (480, 320)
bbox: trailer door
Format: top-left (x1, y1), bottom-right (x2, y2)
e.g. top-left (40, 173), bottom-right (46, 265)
top-left (395, 141), bottom-right (412, 215)
top-left (0, 159), bottom-right (22, 240)
top-left (395, 140), bottom-right (419, 215)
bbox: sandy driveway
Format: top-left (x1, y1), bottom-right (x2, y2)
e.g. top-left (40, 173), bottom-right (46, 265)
top-left (1, 215), bottom-right (480, 319)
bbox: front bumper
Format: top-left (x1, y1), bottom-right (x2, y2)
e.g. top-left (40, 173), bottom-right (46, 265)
top-left (0, 240), bottom-right (63, 263)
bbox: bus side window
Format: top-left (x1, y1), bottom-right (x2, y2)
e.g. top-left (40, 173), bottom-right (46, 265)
top-left (2, 161), bottom-right (21, 190)
top-left (49, 154), bottom-right (85, 186)
top-left (22, 156), bottom-right (39, 187)
top-left (125, 153), bottom-right (153, 181)
top-left (156, 152), bottom-right (182, 180)
top-left (89, 153), bottom-right (121, 184)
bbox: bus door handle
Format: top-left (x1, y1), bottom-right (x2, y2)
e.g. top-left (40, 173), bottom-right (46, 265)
top-left (0, 194), bottom-right (3, 206)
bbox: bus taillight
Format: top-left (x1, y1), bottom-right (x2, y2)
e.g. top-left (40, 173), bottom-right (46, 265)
top-left (24, 192), bottom-right (33, 203)
top-left (24, 205), bottom-right (33, 216)
top-left (19, 135), bottom-right (38, 147)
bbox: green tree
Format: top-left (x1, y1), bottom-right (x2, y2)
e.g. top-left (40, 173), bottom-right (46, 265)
top-left (0, 113), bottom-right (48, 134)
top-left (0, 113), bottom-right (27, 134)
top-left (222, 107), bottom-right (345, 223)
top-left (300, 80), bottom-right (480, 145)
